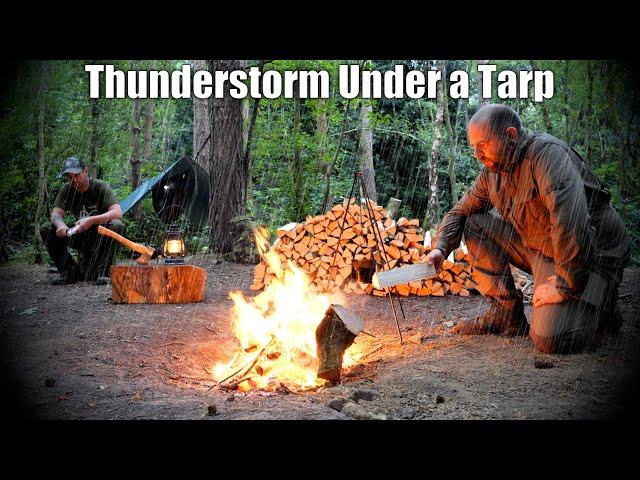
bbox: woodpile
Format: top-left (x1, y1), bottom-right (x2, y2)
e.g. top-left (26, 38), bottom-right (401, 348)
top-left (251, 199), bottom-right (480, 297)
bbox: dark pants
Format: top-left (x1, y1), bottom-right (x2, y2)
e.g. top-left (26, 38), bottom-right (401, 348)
top-left (464, 212), bottom-right (629, 354)
top-left (40, 220), bottom-right (125, 280)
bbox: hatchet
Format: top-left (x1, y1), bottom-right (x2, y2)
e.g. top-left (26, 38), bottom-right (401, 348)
top-left (371, 262), bottom-right (437, 289)
top-left (97, 225), bottom-right (157, 266)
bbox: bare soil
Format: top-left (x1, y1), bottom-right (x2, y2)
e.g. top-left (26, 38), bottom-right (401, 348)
top-left (2, 259), bottom-right (640, 421)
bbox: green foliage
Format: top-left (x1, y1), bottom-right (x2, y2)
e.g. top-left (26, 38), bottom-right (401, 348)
top-left (1, 59), bottom-right (639, 268)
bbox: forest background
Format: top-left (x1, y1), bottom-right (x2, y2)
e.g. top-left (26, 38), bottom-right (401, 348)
top-left (1, 60), bottom-right (638, 266)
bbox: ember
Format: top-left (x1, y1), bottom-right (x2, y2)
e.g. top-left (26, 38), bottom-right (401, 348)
top-left (210, 228), bottom-right (363, 391)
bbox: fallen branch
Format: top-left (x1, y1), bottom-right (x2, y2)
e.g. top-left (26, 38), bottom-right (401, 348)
top-left (219, 376), bottom-right (253, 391)
top-left (358, 345), bottom-right (383, 361)
top-left (156, 342), bottom-right (186, 348)
top-left (208, 337), bottom-right (275, 391)
top-left (158, 364), bottom-right (211, 382)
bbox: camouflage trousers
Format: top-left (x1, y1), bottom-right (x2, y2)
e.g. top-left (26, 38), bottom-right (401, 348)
top-left (463, 211), bottom-right (630, 354)
top-left (40, 220), bottom-right (125, 281)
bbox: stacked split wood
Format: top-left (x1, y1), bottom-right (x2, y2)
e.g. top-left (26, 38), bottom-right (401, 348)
top-left (251, 199), bottom-right (479, 297)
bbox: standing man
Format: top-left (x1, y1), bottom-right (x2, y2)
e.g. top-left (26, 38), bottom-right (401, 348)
top-left (427, 104), bottom-right (631, 354)
top-left (40, 157), bottom-right (124, 285)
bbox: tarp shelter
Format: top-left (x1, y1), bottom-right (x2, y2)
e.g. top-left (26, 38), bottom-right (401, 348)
top-left (119, 156), bottom-right (210, 228)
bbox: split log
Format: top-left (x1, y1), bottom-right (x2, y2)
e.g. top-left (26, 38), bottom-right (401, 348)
top-left (386, 197), bottom-right (402, 219)
top-left (371, 263), bottom-right (436, 289)
top-left (252, 199), bottom-right (483, 298)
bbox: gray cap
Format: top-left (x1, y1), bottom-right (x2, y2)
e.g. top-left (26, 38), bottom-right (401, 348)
top-left (62, 157), bottom-right (85, 175)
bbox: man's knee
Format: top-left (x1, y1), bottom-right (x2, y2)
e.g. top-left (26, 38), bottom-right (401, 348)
top-left (39, 222), bottom-right (57, 243)
top-left (106, 219), bottom-right (125, 235)
top-left (529, 301), bottom-right (597, 354)
top-left (529, 330), bottom-right (587, 354)
top-left (40, 222), bottom-right (53, 236)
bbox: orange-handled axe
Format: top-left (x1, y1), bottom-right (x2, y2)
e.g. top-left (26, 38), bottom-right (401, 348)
top-left (97, 225), bottom-right (157, 266)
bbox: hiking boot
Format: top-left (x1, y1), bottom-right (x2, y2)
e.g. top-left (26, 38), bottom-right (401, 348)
top-left (597, 304), bottom-right (624, 334)
top-left (93, 276), bottom-right (111, 286)
top-left (50, 273), bottom-right (81, 285)
top-left (453, 292), bottom-right (529, 337)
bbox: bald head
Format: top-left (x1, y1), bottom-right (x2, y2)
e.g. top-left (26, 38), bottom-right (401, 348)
top-left (467, 104), bottom-right (523, 172)
top-left (469, 104), bottom-right (522, 139)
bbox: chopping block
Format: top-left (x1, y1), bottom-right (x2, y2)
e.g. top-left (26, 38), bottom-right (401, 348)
top-left (110, 264), bottom-right (206, 304)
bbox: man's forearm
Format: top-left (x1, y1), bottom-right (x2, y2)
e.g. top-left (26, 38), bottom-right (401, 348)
top-left (51, 212), bottom-right (67, 230)
top-left (88, 209), bottom-right (121, 226)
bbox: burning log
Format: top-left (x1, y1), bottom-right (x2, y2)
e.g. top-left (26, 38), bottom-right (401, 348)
top-left (316, 304), bottom-right (365, 382)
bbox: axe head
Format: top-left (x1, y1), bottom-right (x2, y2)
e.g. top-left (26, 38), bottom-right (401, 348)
top-left (132, 247), bottom-right (159, 266)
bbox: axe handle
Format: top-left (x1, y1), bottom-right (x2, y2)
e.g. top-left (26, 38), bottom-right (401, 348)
top-left (97, 225), bottom-right (155, 257)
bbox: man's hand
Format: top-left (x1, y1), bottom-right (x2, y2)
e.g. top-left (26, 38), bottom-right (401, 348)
top-left (426, 248), bottom-right (444, 272)
top-left (73, 216), bottom-right (94, 234)
top-left (532, 275), bottom-right (568, 308)
top-left (55, 226), bottom-right (69, 238)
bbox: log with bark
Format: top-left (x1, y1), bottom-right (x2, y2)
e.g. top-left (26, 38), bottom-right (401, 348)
top-left (316, 304), bottom-right (365, 382)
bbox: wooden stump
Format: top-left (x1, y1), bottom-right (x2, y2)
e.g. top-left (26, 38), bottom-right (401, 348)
top-left (315, 304), bottom-right (365, 382)
top-left (110, 265), bottom-right (206, 304)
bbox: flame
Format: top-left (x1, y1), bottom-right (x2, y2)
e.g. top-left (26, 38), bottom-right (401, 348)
top-left (211, 227), bottom-right (360, 391)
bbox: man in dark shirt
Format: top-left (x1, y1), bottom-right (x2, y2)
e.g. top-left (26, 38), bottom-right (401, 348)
top-left (40, 157), bottom-right (124, 285)
top-left (426, 104), bottom-right (631, 354)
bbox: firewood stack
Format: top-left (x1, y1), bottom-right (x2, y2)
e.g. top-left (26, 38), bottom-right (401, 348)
top-left (250, 199), bottom-right (480, 297)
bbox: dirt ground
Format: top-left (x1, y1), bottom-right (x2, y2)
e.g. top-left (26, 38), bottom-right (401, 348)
top-left (2, 258), bottom-right (640, 421)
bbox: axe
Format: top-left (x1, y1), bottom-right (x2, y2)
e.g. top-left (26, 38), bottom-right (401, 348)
top-left (97, 225), bottom-right (158, 266)
top-left (371, 262), bottom-right (437, 289)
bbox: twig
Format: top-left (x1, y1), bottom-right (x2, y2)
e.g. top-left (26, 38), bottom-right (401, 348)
top-left (358, 345), bottom-right (383, 361)
top-left (219, 376), bottom-right (252, 391)
top-left (204, 325), bottom-right (217, 333)
top-left (158, 365), bottom-right (211, 382)
top-left (361, 330), bottom-right (377, 338)
top-left (155, 342), bottom-right (186, 348)
top-left (344, 373), bottom-right (378, 382)
top-left (208, 337), bottom-right (275, 391)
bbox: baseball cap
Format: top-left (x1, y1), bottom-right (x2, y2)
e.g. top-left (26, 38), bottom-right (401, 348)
top-left (61, 157), bottom-right (86, 175)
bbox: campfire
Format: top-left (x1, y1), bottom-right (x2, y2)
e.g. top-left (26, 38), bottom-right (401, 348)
top-left (210, 228), bottom-right (364, 392)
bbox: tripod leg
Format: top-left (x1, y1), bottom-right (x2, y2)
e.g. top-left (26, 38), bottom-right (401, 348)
top-left (330, 172), bottom-right (358, 270)
top-left (360, 180), bottom-right (406, 340)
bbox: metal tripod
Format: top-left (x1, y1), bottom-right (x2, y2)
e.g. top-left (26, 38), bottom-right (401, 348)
top-left (330, 171), bottom-right (406, 344)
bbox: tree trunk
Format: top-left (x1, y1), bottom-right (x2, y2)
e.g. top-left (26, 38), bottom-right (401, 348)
top-left (243, 60), bottom-right (265, 197)
top-left (129, 95), bottom-right (142, 219)
top-left (584, 60), bottom-right (593, 164)
top-left (563, 61), bottom-right (571, 144)
top-left (443, 61), bottom-right (462, 205)
top-left (193, 60), bottom-right (210, 170)
top-left (143, 99), bottom-right (154, 166)
top-left (322, 99), bottom-right (351, 213)
top-left (477, 60), bottom-right (490, 107)
top-left (291, 84), bottom-right (304, 219)
top-left (161, 100), bottom-right (174, 166)
top-left (358, 99), bottom-right (377, 203)
top-left (208, 59), bottom-right (247, 254)
top-left (34, 61), bottom-right (49, 264)
top-left (530, 61), bottom-right (553, 135)
top-left (316, 98), bottom-right (329, 173)
top-left (89, 97), bottom-right (99, 178)
top-left (606, 60), bottom-right (628, 196)
top-left (425, 62), bottom-right (444, 229)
